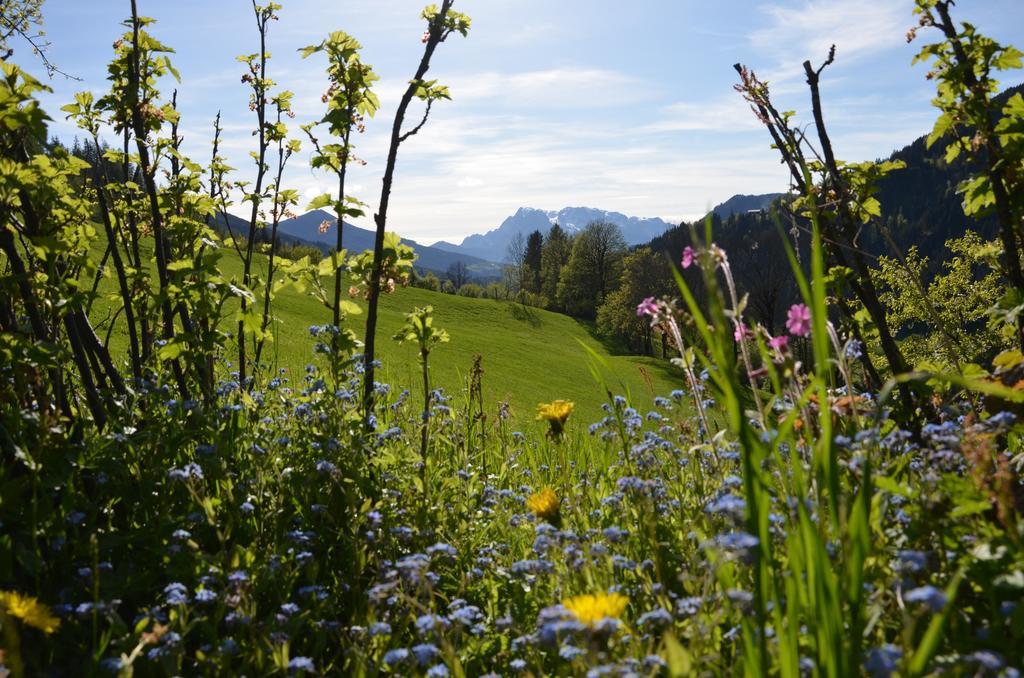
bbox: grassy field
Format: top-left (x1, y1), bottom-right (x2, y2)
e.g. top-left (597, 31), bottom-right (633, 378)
top-left (91, 236), bottom-right (684, 428)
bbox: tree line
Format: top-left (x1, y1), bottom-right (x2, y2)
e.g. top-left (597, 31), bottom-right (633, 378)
top-left (410, 219), bottom-right (674, 356)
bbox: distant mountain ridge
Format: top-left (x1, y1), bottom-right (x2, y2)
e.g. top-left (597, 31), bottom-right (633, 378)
top-left (219, 210), bottom-right (503, 279)
top-left (711, 193), bottom-right (785, 219)
top-left (222, 197), bottom-right (787, 277)
top-left (217, 211), bottom-right (331, 252)
top-left (278, 210), bottom-right (504, 278)
top-left (437, 206), bottom-right (677, 261)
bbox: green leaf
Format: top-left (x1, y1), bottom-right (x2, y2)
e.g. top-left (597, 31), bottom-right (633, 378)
top-left (874, 475), bottom-right (913, 497)
top-left (157, 340), bottom-right (185, 361)
top-left (993, 349), bottom-right (1024, 371)
top-left (862, 196), bottom-right (881, 219)
top-left (664, 633), bottom-right (693, 677)
top-left (240, 308), bottom-right (263, 336)
top-left (907, 570), bottom-right (965, 677)
top-left (338, 300), bottom-right (362, 316)
top-left (994, 46), bottom-right (1024, 71)
top-left (927, 113), bottom-right (953, 149)
top-left (950, 498), bottom-right (993, 518)
top-left (317, 252), bottom-right (345, 277)
top-left (298, 43), bottom-right (321, 59)
top-left (306, 193), bottom-right (334, 212)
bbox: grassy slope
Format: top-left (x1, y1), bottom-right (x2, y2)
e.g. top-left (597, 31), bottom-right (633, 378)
top-left (92, 238), bottom-right (683, 428)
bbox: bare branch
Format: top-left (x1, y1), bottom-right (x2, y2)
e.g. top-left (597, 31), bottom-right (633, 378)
top-left (0, 19), bottom-right (81, 80)
top-left (398, 99), bottom-right (434, 144)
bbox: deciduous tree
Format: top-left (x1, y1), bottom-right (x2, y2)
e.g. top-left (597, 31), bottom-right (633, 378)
top-left (556, 220), bottom-right (626, 318)
top-left (596, 246), bottom-right (670, 354)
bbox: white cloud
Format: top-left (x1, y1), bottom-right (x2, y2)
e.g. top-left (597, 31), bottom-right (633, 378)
top-left (446, 67), bottom-right (652, 109)
top-left (42, 1), bottom-right (938, 246)
top-left (750, 0), bottom-right (908, 80)
top-left (642, 98), bottom-right (764, 133)
top-left (352, 112), bottom-right (788, 243)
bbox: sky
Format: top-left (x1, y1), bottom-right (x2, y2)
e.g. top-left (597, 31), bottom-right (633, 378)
top-left (22, 0), bottom-right (1024, 244)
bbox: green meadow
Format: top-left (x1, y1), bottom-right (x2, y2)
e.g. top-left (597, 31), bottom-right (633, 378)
top-left (91, 237), bottom-right (683, 428)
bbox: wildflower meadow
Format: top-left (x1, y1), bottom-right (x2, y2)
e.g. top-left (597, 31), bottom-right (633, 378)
top-left (3, 0), bottom-right (1024, 676)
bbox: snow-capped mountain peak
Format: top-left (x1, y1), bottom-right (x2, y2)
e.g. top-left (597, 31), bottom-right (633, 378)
top-left (449, 206), bottom-right (675, 262)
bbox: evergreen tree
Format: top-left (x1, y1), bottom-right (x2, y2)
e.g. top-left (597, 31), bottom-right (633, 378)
top-left (539, 223), bottom-right (571, 309)
top-left (523, 229), bottom-right (544, 293)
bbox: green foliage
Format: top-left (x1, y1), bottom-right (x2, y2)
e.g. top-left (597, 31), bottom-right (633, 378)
top-left (456, 282), bottom-right (484, 298)
top-left (0, 63), bottom-right (117, 425)
top-left (556, 220), bottom-right (627, 318)
top-left (394, 305), bottom-right (449, 360)
top-left (596, 246), bottom-right (671, 354)
top-left (539, 222), bottom-right (571, 310)
top-left (347, 231), bottom-right (415, 294)
top-left (412, 270), bottom-right (442, 292)
top-left (420, 3), bottom-right (471, 37)
top-left (299, 30), bottom-right (378, 181)
top-left (873, 231), bottom-right (1010, 369)
top-left (522, 229), bottom-right (544, 293)
top-left (393, 304), bottom-right (449, 500)
top-left (781, 156), bottom-right (906, 229)
top-left (260, 17), bottom-right (380, 345)
top-left (100, 14), bottom-right (180, 136)
top-left (484, 281), bottom-right (506, 300)
top-left (912, 0), bottom-right (1024, 323)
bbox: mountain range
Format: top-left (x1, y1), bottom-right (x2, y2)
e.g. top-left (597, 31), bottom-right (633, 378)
top-left (230, 205), bottom-right (694, 276)
top-left (220, 210), bottom-right (504, 279)
top-left (222, 190), bottom-right (852, 283)
top-left (233, 199), bottom-right (781, 277)
top-left (433, 206), bottom-right (677, 262)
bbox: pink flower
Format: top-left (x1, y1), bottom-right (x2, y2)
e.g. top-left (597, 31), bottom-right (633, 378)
top-left (786, 303), bottom-right (812, 337)
top-left (636, 296), bottom-right (658, 317)
top-left (733, 323), bottom-right (750, 343)
top-left (681, 246), bottom-right (696, 269)
top-left (768, 334), bottom-right (789, 351)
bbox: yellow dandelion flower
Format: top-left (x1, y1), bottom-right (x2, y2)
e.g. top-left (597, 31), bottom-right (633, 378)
top-left (536, 400), bottom-right (574, 439)
top-left (526, 487), bottom-right (560, 522)
top-left (562, 591), bottom-right (628, 626)
top-left (0, 590), bottom-right (61, 634)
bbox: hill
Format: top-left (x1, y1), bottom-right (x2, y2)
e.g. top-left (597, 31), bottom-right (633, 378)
top-left (217, 211), bottom-right (325, 252)
top-left (92, 237), bottom-right (683, 428)
top-left (264, 284), bottom-right (682, 428)
top-left (860, 83), bottom-right (1024, 264)
top-left (711, 193), bottom-right (785, 219)
top-left (273, 210), bottom-right (504, 279)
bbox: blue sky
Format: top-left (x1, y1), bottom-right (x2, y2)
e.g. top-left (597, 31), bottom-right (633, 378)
top-left (26, 0), bottom-right (1024, 244)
